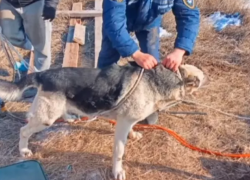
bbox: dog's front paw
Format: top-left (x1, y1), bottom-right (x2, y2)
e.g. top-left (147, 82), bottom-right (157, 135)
top-left (20, 148), bottom-right (33, 157)
top-left (128, 131), bottom-right (143, 141)
top-left (113, 168), bottom-right (126, 180)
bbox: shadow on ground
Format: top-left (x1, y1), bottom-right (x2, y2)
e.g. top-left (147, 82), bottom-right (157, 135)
top-left (0, 68), bottom-right (10, 77)
top-left (200, 157), bottom-right (250, 180)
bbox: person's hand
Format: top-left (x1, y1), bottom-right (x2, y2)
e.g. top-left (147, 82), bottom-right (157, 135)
top-left (42, 6), bottom-right (56, 22)
top-left (131, 50), bottom-right (158, 69)
top-left (162, 48), bottom-right (186, 72)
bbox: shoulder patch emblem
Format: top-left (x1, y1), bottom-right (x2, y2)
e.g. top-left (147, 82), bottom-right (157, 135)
top-left (183, 0), bottom-right (195, 9)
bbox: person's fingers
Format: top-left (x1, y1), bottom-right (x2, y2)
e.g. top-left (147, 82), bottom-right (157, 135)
top-left (170, 61), bottom-right (176, 70)
top-left (144, 56), bottom-right (154, 69)
top-left (142, 60), bottom-right (149, 69)
top-left (146, 62), bottom-right (153, 69)
top-left (169, 63), bottom-right (174, 70)
top-left (145, 64), bottom-right (150, 69)
top-left (167, 58), bottom-right (174, 69)
top-left (173, 63), bottom-right (178, 72)
top-left (135, 58), bottom-right (144, 68)
top-left (162, 60), bottom-right (166, 67)
top-left (147, 55), bottom-right (155, 63)
top-left (153, 61), bottom-right (158, 68)
top-left (164, 57), bottom-right (171, 68)
top-left (137, 54), bottom-right (159, 69)
top-left (149, 59), bottom-right (155, 69)
top-left (151, 56), bottom-right (158, 64)
top-left (142, 63), bottom-right (148, 69)
top-left (153, 59), bottom-right (158, 66)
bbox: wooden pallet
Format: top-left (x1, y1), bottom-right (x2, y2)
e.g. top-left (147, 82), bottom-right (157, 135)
top-left (28, 1), bottom-right (103, 72)
top-left (62, 1), bottom-right (103, 68)
top-left (62, 2), bottom-right (84, 68)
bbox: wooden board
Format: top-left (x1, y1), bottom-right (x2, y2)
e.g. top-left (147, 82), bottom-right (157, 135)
top-left (56, 10), bottom-right (102, 18)
top-left (62, 2), bottom-right (83, 67)
top-left (94, 0), bottom-right (103, 68)
top-left (73, 23), bottom-right (86, 45)
top-left (27, 51), bottom-right (34, 74)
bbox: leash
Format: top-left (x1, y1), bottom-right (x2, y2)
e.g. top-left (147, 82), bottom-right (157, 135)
top-left (23, 115), bottom-right (250, 159)
top-left (82, 117), bottom-right (250, 158)
top-left (98, 67), bottom-right (145, 115)
top-left (20, 115), bottom-right (250, 158)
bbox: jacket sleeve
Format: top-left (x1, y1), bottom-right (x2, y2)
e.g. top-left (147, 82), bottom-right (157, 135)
top-left (172, 0), bottom-right (200, 55)
top-left (103, 0), bottom-right (139, 57)
top-left (44, 0), bottom-right (59, 9)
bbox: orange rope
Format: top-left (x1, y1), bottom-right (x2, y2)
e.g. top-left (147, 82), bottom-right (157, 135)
top-left (24, 117), bottom-right (250, 158)
top-left (106, 120), bottom-right (250, 158)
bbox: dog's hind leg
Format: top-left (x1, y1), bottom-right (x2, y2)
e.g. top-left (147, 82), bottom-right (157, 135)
top-left (19, 122), bottom-right (49, 157)
top-left (128, 130), bottom-right (143, 141)
top-left (128, 112), bottom-right (158, 141)
top-left (112, 118), bottom-right (137, 180)
top-left (138, 112), bottom-right (159, 125)
top-left (19, 92), bottom-right (66, 157)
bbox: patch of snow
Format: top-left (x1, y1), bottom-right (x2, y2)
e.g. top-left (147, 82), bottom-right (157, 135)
top-left (131, 27), bottom-right (172, 44)
top-left (205, 11), bottom-right (242, 31)
top-left (159, 27), bottom-right (172, 38)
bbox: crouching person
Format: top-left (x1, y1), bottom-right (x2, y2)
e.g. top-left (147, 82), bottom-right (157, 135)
top-left (0, 0), bottom-right (59, 97)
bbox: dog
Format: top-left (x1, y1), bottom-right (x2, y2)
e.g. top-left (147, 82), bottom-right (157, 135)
top-left (0, 63), bottom-right (206, 180)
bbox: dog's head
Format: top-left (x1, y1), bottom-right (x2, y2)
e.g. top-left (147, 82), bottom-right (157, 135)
top-left (178, 64), bottom-right (208, 94)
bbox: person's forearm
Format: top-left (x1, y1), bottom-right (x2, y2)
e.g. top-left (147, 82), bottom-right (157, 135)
top-left (172, 0), bottom-right (200, 55)
top-left (103, 0), bottom-right (139, 57)
top-left (173, 48), bottom-right (186, 56)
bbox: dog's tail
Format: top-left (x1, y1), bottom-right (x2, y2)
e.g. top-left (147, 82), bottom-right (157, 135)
top-left (0, 73), bottom-right (39, 101)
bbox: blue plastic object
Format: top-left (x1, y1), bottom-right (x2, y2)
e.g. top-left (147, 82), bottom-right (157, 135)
top-left (14, 59), bottom-right (29, 72)
top-left (207, 11), bottom-right (242, 31)
top-left (0, 160), bottom-right (48, 180)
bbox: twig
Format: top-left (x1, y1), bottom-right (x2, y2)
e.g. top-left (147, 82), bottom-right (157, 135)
top-left (182, 100), bottom-right (250, 120)
top-left (167, 111), bottom-right (207, 115)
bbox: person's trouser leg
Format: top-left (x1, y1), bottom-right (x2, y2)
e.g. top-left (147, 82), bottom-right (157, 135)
top-left (22, 0), bottom-right (52, 72)
top-left (97, 28), bottom-right (120, 68)
top-left (135, 27), bottom-right (160, 62)
top-left (0, 0), bottom-right (33, 50)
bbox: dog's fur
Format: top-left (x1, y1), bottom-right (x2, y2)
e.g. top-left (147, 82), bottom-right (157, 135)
top-left (0, 63), bottom-right (206, 180)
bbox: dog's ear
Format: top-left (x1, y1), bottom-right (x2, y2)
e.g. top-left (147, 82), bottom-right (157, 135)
top-left (200, 75), bottom-right (209, 87)
top-left (179, 64), bottom-right (205, 88)
top-left (179, 64), bottom-right (207, 94)
top-left (179, 65), bottom-right (188, 79)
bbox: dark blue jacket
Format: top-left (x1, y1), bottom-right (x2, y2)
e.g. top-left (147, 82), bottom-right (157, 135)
top-left (102, 0), bottom-right (200, 58)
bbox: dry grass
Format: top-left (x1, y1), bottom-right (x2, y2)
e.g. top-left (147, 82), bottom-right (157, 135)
top-left (1, 0), bottom-right (250, 179)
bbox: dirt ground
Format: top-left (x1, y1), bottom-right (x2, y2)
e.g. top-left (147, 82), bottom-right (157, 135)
top-left (0, 0), bottom-right (250, 179)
